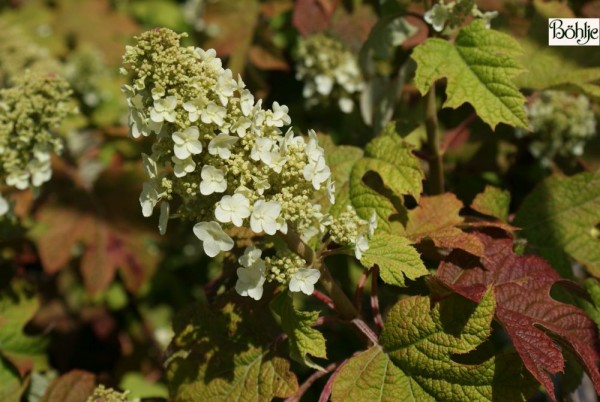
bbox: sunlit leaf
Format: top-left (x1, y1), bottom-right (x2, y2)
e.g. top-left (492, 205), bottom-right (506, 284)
top-left (412, 20), bottom-right (527, 129)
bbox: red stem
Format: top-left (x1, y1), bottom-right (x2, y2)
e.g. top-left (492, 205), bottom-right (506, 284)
top-left (354, 268), bottom-right (370, 314)
top-left (312, 290), bottom-right (335, 310)
top-left (318, 359), bottom-right (349, 402)
top-left (285, 362), bottom-right (339, 402)
top-left (371, 266), bottom-right (384, 331)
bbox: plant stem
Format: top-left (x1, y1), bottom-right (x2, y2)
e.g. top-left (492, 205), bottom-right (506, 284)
top-left (371, 266), bottom-right (384, 331)
top-left (285, 362), bottom-right (339, 402)
top-left (425, 85), bottom-right (444, 195)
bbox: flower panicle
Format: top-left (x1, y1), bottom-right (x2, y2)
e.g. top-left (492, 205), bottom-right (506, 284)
top-left (122, 28), bottom-right (372, 300)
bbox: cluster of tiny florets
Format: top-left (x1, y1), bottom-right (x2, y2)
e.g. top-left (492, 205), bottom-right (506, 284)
top-left (0, 22), bottom-right (62, 88)
top-left (519, 91), bottom-right (597, 166)
top-left (295, 34), bottom-right (364, 114)
top-left (86, 385), bottom-right (132, 402)
top-left (424, 0), bottom-right (498, 32)
top-left (122, 28), bottom-right (362, 300)
top-left (0, 72), bottom-right (75, 216)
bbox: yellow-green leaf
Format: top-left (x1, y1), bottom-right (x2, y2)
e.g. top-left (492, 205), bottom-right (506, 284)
top-left (270, 293), bottom-right (327, 370)
top-left (349, 134), bottom-right (423, 230)
top-left (412, 20), bottom-right (527, 129)
top-left (359, 234), bottom-right (428, 287)
top-left (514, 170), bottom-right (600, 277)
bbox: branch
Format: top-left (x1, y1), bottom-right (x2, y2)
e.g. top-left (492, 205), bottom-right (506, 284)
top-left (425, 85), bottom-right (444, 195)
top-left (354, 268), bottom-right (370, 314)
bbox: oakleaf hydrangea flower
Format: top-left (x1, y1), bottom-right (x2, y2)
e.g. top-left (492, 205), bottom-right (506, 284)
top-left (200, 165), bottom-right (227, 195)
top-left (122, 28), bottom-right (370, 300)
top-left (251, 200), bottom-right (281, 235)
top-left (289, 268), bottom-right (320, 295)
top-left (295, 34), bottom-right (364, 114)
top-left (215, 193), bottom-right (251, 227)
top-left (424, 3), bottom-right (449, 32)
top-left (193, 221), bottom-right (234, 257)
top-left (354, 232), bottom-right (369, 260)
top-left (172, 126), bottom-right (203, 159)
top-left (236, 263), bottom-right (266, 300)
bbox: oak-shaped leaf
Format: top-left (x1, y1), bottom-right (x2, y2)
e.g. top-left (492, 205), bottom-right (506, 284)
top-left (514, 170), bottom-right (600, 277)
top-left (400, 193), bottom-right (486, 257)
top-left (0, 291), bottom-right (48, 379)
top-left (349, 134), bottom-right (423, 231)
top-left (270, 293), bottom-right (327, 370)
top-left (359, 233), bottom-right (428, 287)
top-left (166, 298), bottom-right (298, 401)
top-left (412, 20), bottom-right (527, 129)
top-left (332, 293), bottom-right (535, 401)
top-left (436, 233), bottom-right (600, 401)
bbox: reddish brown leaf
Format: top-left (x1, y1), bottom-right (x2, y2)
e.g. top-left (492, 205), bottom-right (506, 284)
top-left (329, 5), bottom-right (377, 50)
top-left (39, 370), bottom-right (95, 402)
top-left (436, 233), bottom-right (600, 401)
top-left (80, 223), bottom-right (116, 295)
top-left (404, 193), bottom-right (485, 257)
top-left (32, 205), bottom-right (95, 274)
top-left (249, 46), bottom-right (289, 71)
top-left (292, 0), bottom-right (339, 36)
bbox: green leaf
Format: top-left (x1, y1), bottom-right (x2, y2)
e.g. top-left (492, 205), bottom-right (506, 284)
top-left (412, 20), bottom-right (527, 129)
top-left (0, 292), bottom-right (48, 378)
top-left (331, 346), bottom-right (406, 402)
top-left (166, 301), bottom-right (298, 401)
top-left (379, 293), bottom-right (535, 401)
top-left (471, 185), bottom-right (510, 222)
top-left (514, 171), bottom-right (600, 277)
top-left (514, 39), bottom-right (600, 100)
top-left (359, 233), bottom-right (428, 287)
top-left (270, 293), bottom-right (327, 370)
top-left (0, 357), bottom-right (25, 402)
top-left (349, 134), bottom-right (423, 230)
top-left (119, 372), bottom-right (169, 399)
top-left (582, 278), bottom-right (600, 332)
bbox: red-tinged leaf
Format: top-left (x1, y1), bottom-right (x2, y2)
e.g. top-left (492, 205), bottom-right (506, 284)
top-left (292, 0), bottom-right (340, 36)
top-left (32, 205), bottom-right (95, 274)
top-left (80, 223), bottom-right (117, 296)
top-left (39, 370), bottom-right (95, 402)
top-left (403, 193), bottom-right (485, 257)
top-left (249, 45), bottom-right (289, 71)
top-left (436, 233), bottom-right (600, 401)
top-left (329, 5), bottom-right (377, 50)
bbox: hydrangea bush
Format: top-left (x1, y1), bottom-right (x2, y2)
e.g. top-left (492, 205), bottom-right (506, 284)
top-left (1, 1), bottom-right (600, 401)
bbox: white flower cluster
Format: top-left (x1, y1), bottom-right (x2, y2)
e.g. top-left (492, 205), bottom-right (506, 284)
top-left (0, 72), bottom-right (74, 217)
top-left (519, 91), bottom-right (597, 166)
top-left (295, 34), bottom-right (364, 114)
top-left (122, 28), bottom-right (367, 300)
top-left (424, 1), bottom-right (498, 33)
